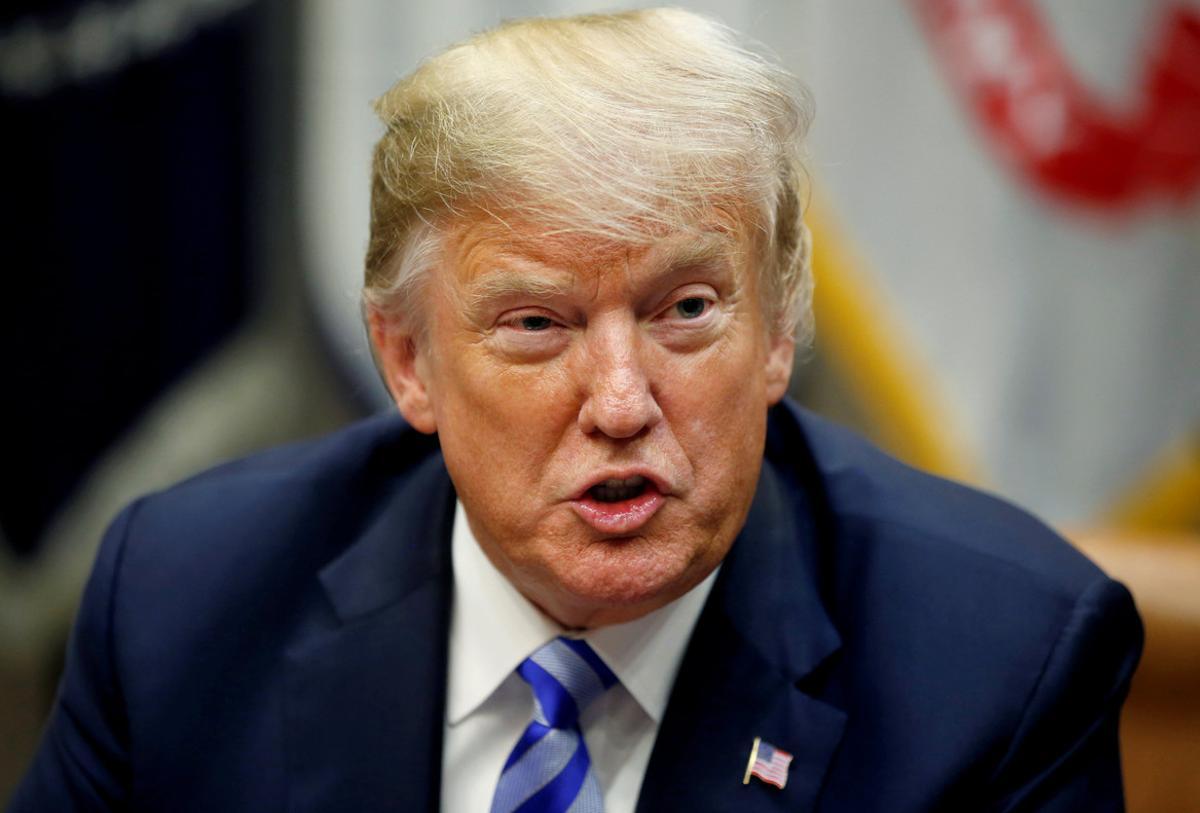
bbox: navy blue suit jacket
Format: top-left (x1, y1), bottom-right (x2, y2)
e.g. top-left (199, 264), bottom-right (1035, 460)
top-left (10, 402), bottom-right (1142, 811)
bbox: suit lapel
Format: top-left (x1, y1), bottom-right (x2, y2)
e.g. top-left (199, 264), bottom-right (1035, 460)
top-left (284, 451), bottom-right (456, 813)
top-left (637, 442), bottom-right (846, 813)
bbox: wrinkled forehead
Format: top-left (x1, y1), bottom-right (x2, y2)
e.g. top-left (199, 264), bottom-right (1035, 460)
top-left (439, 206), bottom-right (757, 287)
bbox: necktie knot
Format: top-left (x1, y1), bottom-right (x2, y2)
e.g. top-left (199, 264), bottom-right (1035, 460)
top-left (518, 637), bottom-right (617, 730)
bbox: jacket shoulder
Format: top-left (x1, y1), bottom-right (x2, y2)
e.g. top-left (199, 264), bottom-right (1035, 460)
top-left (106, 413), bottom-right (443, 627)
top-left (14, 415), bottom-right (449, 808)
top-left (771, 404), bottom-right (1142, 808)
top-left (161, 411), bottom-right (432, 496)
top-left (132, 411), bottom-right (433, 535)
top-left (777, 402), bottom-right (1107, 597)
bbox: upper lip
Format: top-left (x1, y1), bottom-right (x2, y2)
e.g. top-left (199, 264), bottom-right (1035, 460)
top-left (569, 467), bottom-right (671, 500)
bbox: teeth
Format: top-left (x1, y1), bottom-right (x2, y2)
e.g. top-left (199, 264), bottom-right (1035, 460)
top-left (601, 476), bottom-right (646, 488)
top-left (590, 475), bottom-right (649, 503)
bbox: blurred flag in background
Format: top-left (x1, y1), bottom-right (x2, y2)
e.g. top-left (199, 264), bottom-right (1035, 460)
top-left (796, 0), bottom-right (1200, 528)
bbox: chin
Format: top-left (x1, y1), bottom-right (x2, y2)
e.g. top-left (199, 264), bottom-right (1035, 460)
top-left (536, 529), bottom-right (716, 625)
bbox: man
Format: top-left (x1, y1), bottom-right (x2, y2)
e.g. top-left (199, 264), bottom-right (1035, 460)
top-left (11, 8), bottom-right (1141, 812)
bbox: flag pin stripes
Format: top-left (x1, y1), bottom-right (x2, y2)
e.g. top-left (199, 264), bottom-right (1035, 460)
top-left (743, 736), bottom-right (793, 790)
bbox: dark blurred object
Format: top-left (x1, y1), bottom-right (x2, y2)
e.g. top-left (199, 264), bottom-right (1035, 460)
top-left (1, 0), bottom-right (258, 557)
top-left (0, 0), bottom-right (367, 800)
top-left (1074, 530), bottom-right (1200, 813)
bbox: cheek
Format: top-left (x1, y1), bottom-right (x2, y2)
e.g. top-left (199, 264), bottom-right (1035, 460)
top-left (659, 335), bottom-right (769, 513)
top-left (433, 349), bottom-right (577, 498)
top-left (662, 325), bottom-right (768, 433)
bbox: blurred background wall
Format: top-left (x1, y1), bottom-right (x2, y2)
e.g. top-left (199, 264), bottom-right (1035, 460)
top-left (2, 0), bottom-right (1197, 807)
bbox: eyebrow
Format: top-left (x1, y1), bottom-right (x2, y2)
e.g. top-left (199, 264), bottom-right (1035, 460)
top-left (465, 273), bottom-right (577, 313)
top-left (646, 232), bottom-right (738, 273)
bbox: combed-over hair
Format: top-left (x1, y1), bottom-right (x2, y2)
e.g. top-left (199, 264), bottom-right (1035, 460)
top-left (364, 7), bottom-right (813, 343)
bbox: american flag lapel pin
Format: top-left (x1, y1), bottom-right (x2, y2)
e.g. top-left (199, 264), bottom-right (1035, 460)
top-left (743, 736), bottom-right (794, 790)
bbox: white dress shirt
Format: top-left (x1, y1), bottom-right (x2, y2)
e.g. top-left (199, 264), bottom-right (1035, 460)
top-left (441, 502), bottom-right (718, 813)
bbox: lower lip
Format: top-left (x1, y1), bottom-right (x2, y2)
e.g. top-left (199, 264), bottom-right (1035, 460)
top-left (571, 487), bottom-right (666, 535)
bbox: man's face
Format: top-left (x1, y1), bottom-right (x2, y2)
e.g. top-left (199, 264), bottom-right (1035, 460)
top-left (373, 213), bottom-right (794, 628)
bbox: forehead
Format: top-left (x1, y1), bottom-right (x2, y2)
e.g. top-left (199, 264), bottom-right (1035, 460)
top-left (441, 210), bottom-right (754, 289)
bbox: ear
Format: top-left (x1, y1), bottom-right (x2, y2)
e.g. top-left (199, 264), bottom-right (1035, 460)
top-left (764, 333), bottom-right (795, 405)
top-left (367, 309), bottom-right (438, 434)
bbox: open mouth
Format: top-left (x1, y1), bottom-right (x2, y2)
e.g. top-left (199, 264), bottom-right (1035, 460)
top-left (572, 473), bottom-right (666, 535)
top-left (588, 475), bottom-right (650, 503)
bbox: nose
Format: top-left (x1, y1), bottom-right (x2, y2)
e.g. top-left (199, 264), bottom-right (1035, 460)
top-left (577, 319), bottom-right (664, 439)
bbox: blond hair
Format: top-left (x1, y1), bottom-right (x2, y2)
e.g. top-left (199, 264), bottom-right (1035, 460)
top-left (364, 7), bottom-right (813, 343)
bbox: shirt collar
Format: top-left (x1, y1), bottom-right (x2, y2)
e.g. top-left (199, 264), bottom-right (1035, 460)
top-left (446, 501), bottom-right (718, 726)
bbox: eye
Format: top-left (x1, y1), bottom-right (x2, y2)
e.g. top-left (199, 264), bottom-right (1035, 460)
top-left (674, 297), bottom-right (709, 319)
top-left (519, 315), bottom-right (555, 331)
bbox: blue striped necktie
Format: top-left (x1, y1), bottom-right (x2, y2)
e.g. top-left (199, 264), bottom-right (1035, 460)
top-left (490, 636), bottom-right (618, 813)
